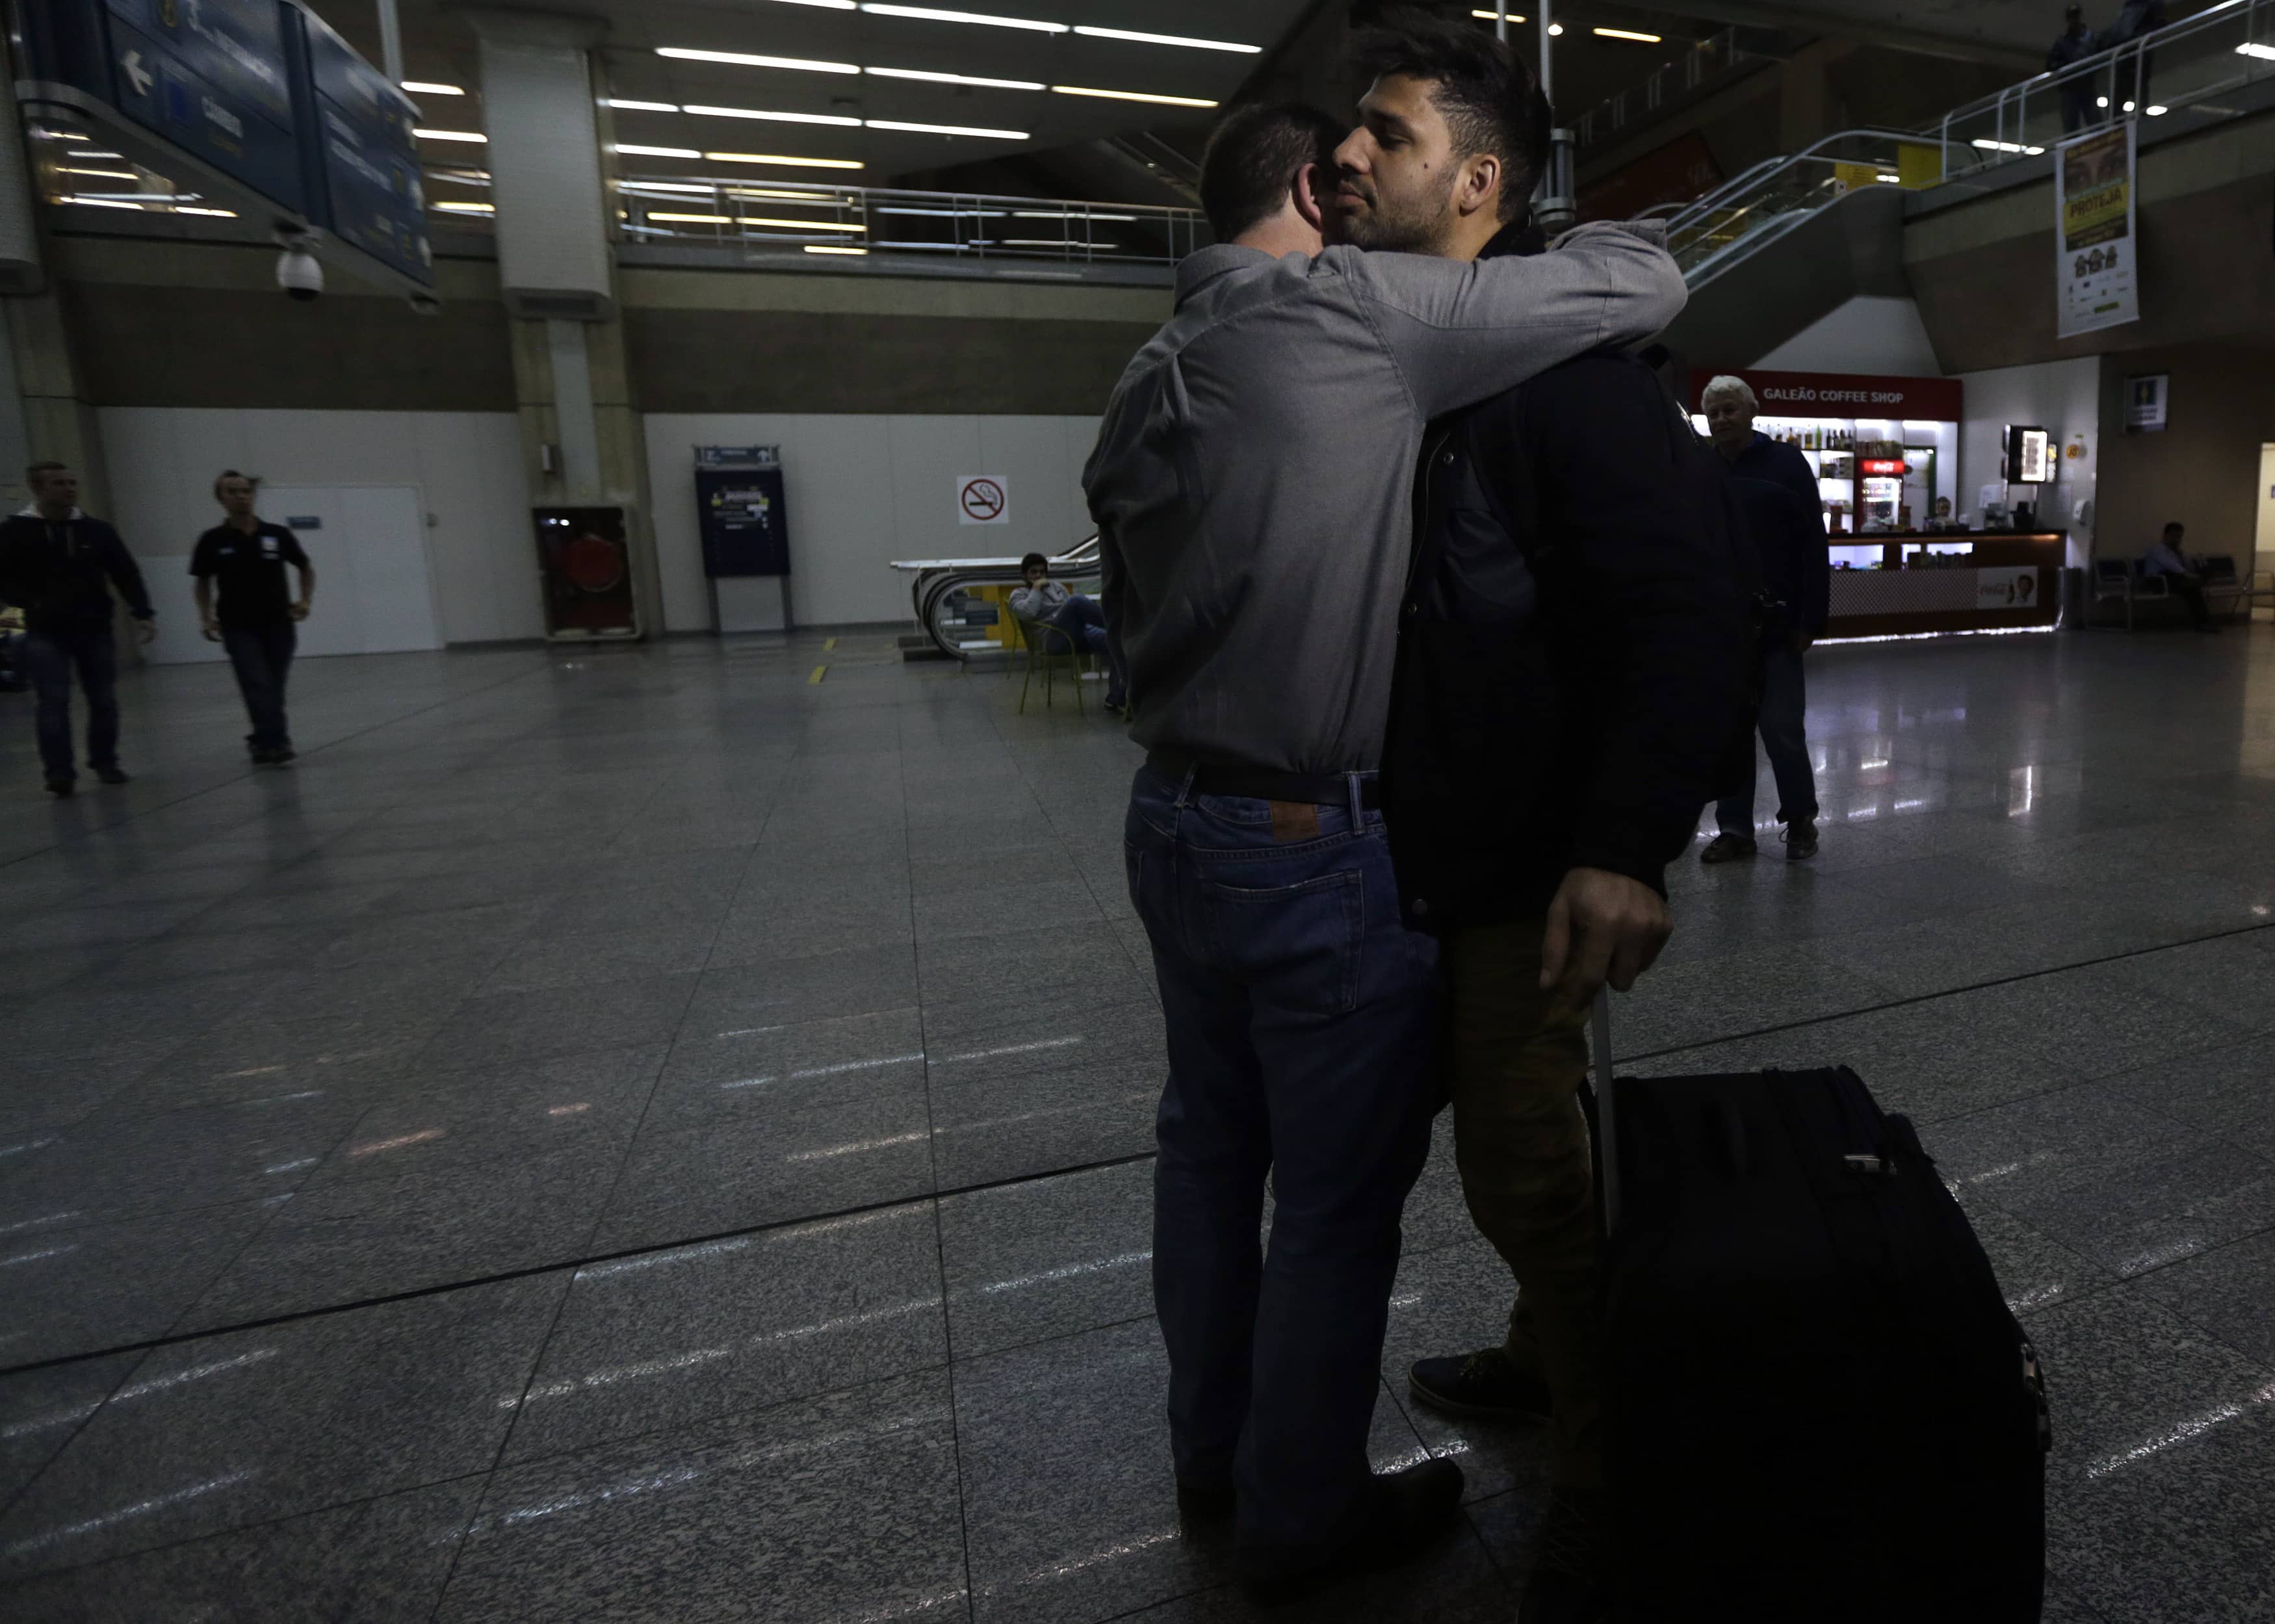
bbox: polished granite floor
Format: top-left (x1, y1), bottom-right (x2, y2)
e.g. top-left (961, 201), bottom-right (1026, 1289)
top-left (2, 626), bottom-right (2274, 1622)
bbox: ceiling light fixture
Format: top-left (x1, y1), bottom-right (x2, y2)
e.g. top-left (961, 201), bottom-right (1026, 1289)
top-left (58, 166), bottom-right (140, 180)
top-left (605, 99), bottom-right (680, 112)
top-left (2237, 42), bottom-right (2275, 60)
top-left (2146, 103), bottom-right (2169, 114)
top-left (63, 196), bottom-right (143, 209)
top-left (402, 81), bottom-right (463, 96)
top-left (758, 0), bottom-right (856, 8)
top-left (860, 5), bottom-right (1066, 34)
top-left (414, 128), bottom-right (488, 142)
top-left (729, 188), bottom-right (844, 201)
top-left (658, 47), bottom-right (859, 74)
top-left (434, 201), bottom-right (496, 213)
top-left (617, 181), bottom-right (718, 194)
top-left (805, 244), bottom-right (868, 254)
top-left (616, 143), bottom-right (702, 157)
top-left (1547, 21), bottom-right (1564, 35)
top-left (684, 105), bottom-right (863, 126)
top-left (865, 118), bottom-right (1028, 138)
top-left (174, 205), bottom-right (239, 217)
top-left (1470, 9), bottom-right (1528, 19)
top-left (1070, 25), bottom-right (1259, 53)
top-left (1004, 237), bottom-right (1114, 248)
top-left (865, 66), bottom-right (1045, 89)
top-left (1052, 85), bottom-right (1218, 107)
top-left (649, 211), bottom-right (734, 224)
top-left (1593, 27), bottom-right (1661, 42)
top-left (705, 151), bottom-right (867, 168)
top-left (737, 216), bottom-right (865, 231)
top-left (1013, 209), bottom-right (1136, 220)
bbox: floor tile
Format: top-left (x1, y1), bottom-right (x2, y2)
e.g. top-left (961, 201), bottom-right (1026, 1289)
top-left (644, 1008), bottom-right (926, 1133)
top-left (1377, 1239), bottom-right (1549, 1505)
top-left (2127, 1227), bottom-right (2275, 1367)
top-left (0, 1354), bottom-right (138, 1506)
top-left (0, 1276), bottom-right (563, 1579)
top-left (501, 1200), bottom-right (946, 1464)
top-left (682, 949), bottom-right (920, 1030)
top-left (437, 1372), bottom-right (967, 1624)
top-left (418, 974), bottom-right (699, 1070)
top-left (0, 1478), bottom-right (482, 1623)
top-left (0, 1202), bottom-right (276, 1367)
top-left (940, 1160), bottom-right (1156, 1358)
top-left (1998, 1139), bottom-right (2275, 1280)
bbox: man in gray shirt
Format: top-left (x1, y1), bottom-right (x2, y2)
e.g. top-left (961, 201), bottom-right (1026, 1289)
top-left (1085, 81), bottom-right (1685, 1597)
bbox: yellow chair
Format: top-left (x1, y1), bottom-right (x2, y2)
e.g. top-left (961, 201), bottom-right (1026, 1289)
top-left (1014, 612), bottom-right (1088, 715)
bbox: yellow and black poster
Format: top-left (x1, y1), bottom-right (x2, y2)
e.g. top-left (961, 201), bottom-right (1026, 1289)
top-left (2056, 123), bottom-right (2138, 337)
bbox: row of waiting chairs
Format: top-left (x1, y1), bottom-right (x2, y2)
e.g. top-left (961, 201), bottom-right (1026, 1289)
top-left (2090, 556), bottom-right (2274, 629)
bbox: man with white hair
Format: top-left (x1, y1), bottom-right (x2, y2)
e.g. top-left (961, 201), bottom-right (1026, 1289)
top-left (1700, 374), bottom-right (1828, 862)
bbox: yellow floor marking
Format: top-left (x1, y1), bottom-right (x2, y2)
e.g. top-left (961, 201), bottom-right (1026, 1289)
top-left (809, 665), bottom-right (828, 684)
top-left (824, 637), bottom-right (838, 651)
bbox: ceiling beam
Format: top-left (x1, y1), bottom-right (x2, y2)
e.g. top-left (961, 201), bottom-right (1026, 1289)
top-left (1640, 1), bottom-right (2044, 70)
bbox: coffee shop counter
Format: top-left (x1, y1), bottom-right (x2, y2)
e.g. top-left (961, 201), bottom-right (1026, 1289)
top-left (1823, 531), bottom-right (2064, 640)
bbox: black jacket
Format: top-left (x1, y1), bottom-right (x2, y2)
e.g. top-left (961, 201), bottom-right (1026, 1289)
top-left (1381, 351), bottom-right (1750, 929)
top-left (0, 511), bottom-right (153, 636)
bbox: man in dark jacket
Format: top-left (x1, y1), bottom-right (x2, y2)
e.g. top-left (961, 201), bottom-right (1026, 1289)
top-left (2049, 5), bottom-right (2100, 133)
top-left (1344, 19), bottom-right (1746, 1621)
top-left (1700, 375), bottom-right (1830, 862)
top-left (0, 463), bottom-right (155, 796)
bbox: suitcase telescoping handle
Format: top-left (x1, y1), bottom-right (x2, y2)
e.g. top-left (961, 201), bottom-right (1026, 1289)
top-left (1592, 987), bottom-right (1624, 1237)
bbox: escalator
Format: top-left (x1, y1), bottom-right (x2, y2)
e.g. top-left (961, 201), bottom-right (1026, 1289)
top-left (892, 536), bottom-right (1104, 664)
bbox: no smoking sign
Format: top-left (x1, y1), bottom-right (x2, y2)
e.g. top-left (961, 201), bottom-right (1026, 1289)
top-left (956, 474), bottom-right (1009, 526)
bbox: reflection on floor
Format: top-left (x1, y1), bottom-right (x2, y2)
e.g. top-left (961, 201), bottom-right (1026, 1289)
top-left (2, 628), bottom-right (2274, 1621)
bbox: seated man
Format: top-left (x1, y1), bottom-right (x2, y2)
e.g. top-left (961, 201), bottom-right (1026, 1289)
top-left (1011, 551), bottom-right (1126, 708)
top-left (2140, 521), bottom-right (2215, 632)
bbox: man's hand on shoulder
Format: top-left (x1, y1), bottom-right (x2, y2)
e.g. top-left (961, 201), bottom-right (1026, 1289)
top-left (1539, 866), bottom-right (1672, 1011)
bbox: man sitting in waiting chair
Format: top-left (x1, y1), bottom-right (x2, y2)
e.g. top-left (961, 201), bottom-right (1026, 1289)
top-left (2140, 521), bottom-right (2216, 632)
top-left (1011, 551), bottom-right (1127, 710)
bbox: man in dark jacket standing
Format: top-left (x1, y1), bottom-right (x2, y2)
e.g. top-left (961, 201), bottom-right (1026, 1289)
top-left (0, 463), bottom-right (155, 796)
top-left (1344, 18), bottom-right (1744, 1621)
top-left (2049, 5), bottom-right (2100, 133)
top-left (193, 471), bottom-right (315, 765)
top-left (1700, 375), bottom-right (1830, 863)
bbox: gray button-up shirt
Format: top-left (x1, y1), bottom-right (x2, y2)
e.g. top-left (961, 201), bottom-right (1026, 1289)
top-left (1083, 223), bottom-right (1687, 776)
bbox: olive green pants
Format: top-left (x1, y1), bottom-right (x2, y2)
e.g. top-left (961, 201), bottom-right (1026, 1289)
top-left (1446, 919), bottom-right (1604, 1488)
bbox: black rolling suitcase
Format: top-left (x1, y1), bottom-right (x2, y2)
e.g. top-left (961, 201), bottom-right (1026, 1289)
top-left (1588, 994), bottom-right (2051, 1622)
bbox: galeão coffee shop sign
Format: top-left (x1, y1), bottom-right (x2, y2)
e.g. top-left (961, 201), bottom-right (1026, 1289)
top-left (2055, 123), bottom-right (2139, 339)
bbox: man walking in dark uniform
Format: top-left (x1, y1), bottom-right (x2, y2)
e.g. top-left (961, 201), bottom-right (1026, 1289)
top-left (192, 472), bottom-right (315, 766)
top-left (0, 461), bottom-right (155, 797)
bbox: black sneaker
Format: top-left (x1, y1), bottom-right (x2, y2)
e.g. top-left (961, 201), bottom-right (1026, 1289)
top-left (251, 747), bottom-right (279, 766)
top-left (1519, 1486), bottom-right (1614, 1624)
top-left (1700, 833), bottom-right (1757, 864)
top-left (274, 746), bottom-right (296, 764)
top-left (93, 767), bottom-right (129, 786)
top-left (1409, 1346), bottom-right (1552, 1421)
top-left (1784, 819), bottom-right (1820, 861)
top-left (44, 778), bottom-right (72, 798)
top-left (1241, 1457), bottom-right (1466, 1603)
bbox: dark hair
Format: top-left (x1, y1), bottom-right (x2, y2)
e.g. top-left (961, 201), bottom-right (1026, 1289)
top-left (1020, 552), bottom-right (1048, 573)
top-left (214, 469), bottom-right (259, 500)
top-left (1199, 101), bottom-right (1345, 242)
top-left (2163, 521), bottom-right (2185, 534)
top-left (25, 461), bottom-right (68, 487)
top-left (1350, 8), bottom-right (1552, 221)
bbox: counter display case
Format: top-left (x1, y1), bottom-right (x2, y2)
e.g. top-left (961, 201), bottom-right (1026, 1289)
top-left (1821, 532), bottom-right (2065, 639)
top-left (1691, 369), bottom-right (1965, 537)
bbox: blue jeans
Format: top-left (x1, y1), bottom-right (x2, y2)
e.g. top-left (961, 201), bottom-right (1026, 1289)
top-left (22, 628), bottom-right (120, 783)
top-left (1719, 642), bottom-right (1818, 834)
top-left (222, 622), bottom-right (296, 751)
top-left (1049, 596), bottom-right (1126, 702)
top-left (1124, 764), bottom-right (1442, 1567)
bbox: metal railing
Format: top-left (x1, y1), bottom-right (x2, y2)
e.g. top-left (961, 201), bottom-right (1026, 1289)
top-left (1938, 0), bottom-right (2275, 176)
top-left (1571, 27), bottom-right (1767, 153)
top-left (1661, 129), bottom-right (1935, 283)
top-left (610, 174), bottom-right (1208, 269)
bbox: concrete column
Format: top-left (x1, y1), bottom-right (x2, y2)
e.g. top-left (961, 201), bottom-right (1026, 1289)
top-left (1778, 40), bottom-right (1862, 153)
top-left (458, 8), bottom-right (662, 636)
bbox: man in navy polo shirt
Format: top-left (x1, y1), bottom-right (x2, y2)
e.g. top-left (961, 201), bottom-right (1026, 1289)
top-left (192, 472), bottom-right (316, 766)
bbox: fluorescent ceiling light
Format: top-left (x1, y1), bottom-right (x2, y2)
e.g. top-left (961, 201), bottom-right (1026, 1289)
top-left (1470, 10), bottom-right (1528, 19)
top-left (875, 205), bottom-right (1008, 216)
top-left (35, 129), bottom-right (90, 140)
top-left (434, 201), bottom-right (495, 213)
top-left (684, 105), bottom-right (863, 126)
top-left (63, 196), bottom-right (142, 209)
top-left (1548, 22), bottom-right (1564, 35)
top-left (616, 143), bottom-right (701, 157)
top-left (760, 0), bottom-right (855, 8)
top-left (606, 99), bottom-right (680, 112)
top-left (2146, 103), bottom-right (2168, 114)
top-left (1970, 138), bottom-right (2043, 154)
top-left (402, 81), bottom-right (463, 96)
top-left (861, 5), bottom-right (1066, 34)
top-left (415, 128), bottom-right (488, 142)
top-left (1594, 27), bottom-right (1661, 42)
top-left (866, 118), bottom-right (1027, 138)
top-left (866, 66), bottom-right (1045, 89)
top-left (174, 205), bottom-right (238, 217)
top-left (1877, 172), bottom-right (1901, 183)
top-left (739, 216), bottom-right (864, 230)
top-left (705, 151), bottom-right (866, 168)
top-left (649, 211), bottom-right (733, 224)
top-left (805, 244), bottom-right (868, 254)
top-left (658, 47), bottom-right (859, 74)
top-left (2123, 99), bottom-right (2137, 111)
top-left (729, 188), bottom-right (842, 201)
top-left (1053, 85), bottom-right (1218, 107)
top-left (2238, 42), bottom-right (2275, 60)
top-left (59, 166), bottom-right (139, 179)
top-left (618, 180), bottom-right (716, 194)
top-left (1070, 25), bottom-right (1259, 53)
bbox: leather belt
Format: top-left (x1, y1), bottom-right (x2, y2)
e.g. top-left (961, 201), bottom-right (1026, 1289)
top-left (1145, 749), bottom-right (1383, 809)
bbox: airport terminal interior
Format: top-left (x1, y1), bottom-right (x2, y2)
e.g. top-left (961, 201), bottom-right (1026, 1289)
top-left (2, 0), bottom-right (2275, 1619)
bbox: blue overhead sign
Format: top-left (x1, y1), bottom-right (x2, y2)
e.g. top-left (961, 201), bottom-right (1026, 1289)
top-left (15, 0), bottom-right (433, 289)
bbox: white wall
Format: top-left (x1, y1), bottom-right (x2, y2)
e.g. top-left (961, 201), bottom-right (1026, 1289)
top-left (1952, 357), bottom-right (2105, 560)
top-left (643, 413), bottom-right (1100, 630)
top-left (1752, 296), bottom-right (1944, 376)
top-left (95, 407), bottom-right (543, 645)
